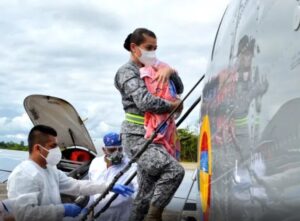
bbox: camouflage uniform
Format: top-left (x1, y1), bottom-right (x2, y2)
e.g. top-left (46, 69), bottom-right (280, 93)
top-left (115, 60), bottom-right (185, 221)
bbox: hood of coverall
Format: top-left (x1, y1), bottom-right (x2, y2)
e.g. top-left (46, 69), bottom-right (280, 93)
top-left (23, 94), bottom-right (97, 156)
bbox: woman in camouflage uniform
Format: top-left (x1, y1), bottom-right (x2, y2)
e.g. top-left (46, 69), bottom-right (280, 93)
top-left (114, 28), bottom-right (185, 221)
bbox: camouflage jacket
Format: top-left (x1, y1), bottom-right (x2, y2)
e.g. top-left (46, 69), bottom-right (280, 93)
top-left (114, 60), bottom-right (184, 135)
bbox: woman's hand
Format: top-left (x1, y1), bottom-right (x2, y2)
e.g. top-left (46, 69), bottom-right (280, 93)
top-left (155, 66), bottom-right (176, 84)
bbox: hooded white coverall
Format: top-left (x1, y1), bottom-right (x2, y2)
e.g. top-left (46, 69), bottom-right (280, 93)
top-left (88, 156), bottom-right (138, 221)
top-left (0, 198), bottom-right (15, 221)
top-left (7, 160), bottom-right (108, 221)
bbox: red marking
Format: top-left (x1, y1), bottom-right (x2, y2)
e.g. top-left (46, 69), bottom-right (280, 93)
top-left (201, 132), bottom-right (208, 152)
top-left (70, 150), bottom-right (91, 162)
top-left (203, 210), bottom-right (210, 221)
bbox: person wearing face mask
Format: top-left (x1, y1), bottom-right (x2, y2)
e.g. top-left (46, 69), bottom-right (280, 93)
top-left (88, 132), bottom-right (138, 221)
top-left (7, 125), bottom-right (134, 221)
top-left (114, 28), bottom-right (185, 221)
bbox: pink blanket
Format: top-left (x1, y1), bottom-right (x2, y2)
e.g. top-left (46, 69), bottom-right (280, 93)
top-left (140, 61), bottom-right (181, 160)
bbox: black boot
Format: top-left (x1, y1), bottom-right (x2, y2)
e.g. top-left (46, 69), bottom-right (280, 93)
top-left (144, 204), bottom-right (164, 221)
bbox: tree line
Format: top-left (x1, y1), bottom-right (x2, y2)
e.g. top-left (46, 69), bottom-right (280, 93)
top-left (0, 141), bottom-right (28, 151)
top-left (0, 128), bottom-right (199, 162)
top-left (177, 128), bottom-right (198, 162)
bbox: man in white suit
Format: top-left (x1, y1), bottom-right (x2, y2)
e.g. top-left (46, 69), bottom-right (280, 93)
top-left (88, 132), bottom-right (138, 221)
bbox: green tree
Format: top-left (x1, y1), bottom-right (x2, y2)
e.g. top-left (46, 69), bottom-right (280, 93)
top-left (0, 141), bottom-right (28, 151)
top-left (178, 128), bottom-right (198, 162)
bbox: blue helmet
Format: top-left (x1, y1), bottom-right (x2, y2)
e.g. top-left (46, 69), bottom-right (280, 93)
top-left (103, 132), bottom-right (121, 147)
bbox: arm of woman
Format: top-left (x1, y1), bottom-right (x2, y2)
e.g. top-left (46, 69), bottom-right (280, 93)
top-left (115, 68), bottom-right (178, 114)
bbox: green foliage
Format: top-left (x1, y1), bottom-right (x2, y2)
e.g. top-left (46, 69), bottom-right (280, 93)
top-left (0, 141), bottom-right (28, 151)
top-left (177, 128), bottom-right (198, 162)
top-left (0, 129), bottom-right (199, 160)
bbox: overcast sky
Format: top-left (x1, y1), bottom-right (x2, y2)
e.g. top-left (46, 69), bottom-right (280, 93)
top-left (0, 0), bottom-right (229, 147)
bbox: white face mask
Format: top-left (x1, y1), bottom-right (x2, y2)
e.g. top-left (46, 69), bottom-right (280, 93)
top-left (138, 47), bottom-right (157, 66)
top-left (39, 145), bottom-right (62, 166)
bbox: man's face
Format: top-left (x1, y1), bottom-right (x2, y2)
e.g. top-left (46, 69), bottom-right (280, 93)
top-left (38, 135), bottom-right (58, 158)
top-left (103, 146), bottom-right (123, 166)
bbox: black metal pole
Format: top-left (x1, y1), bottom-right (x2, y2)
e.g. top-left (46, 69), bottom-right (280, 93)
top-left (82, 74), bottom-right (205, 221)
top-left (93, 95), bottom-right (203, 219)
top-left (175, 95), bottom-right (201, 127)
top-left (93, 171), bottom-right (137, 218)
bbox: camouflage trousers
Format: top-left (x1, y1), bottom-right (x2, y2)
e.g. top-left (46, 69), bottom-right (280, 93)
top-left (121, 133), bottom-right (185, 221)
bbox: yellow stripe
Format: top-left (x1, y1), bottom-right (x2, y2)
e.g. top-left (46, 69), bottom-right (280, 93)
top-left (234, 117), bottom-right (248, 126)
top-left (126, 113), bottom-right (144, 120)
top-left (125, 113), bottom-right (144, 125)
top-left (234, 117), bottom-right (248, 123)
top-left (235, 122), bottom-right (248, 127)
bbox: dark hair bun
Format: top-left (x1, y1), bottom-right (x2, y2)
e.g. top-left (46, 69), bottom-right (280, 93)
top-left (123, 33), bottom-right (132, 51)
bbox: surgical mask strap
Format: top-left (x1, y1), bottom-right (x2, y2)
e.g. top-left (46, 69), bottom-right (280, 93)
top-left (38, 144), bottom-right (62, 166)
top-left (39, 144), bottom-right (49, 160)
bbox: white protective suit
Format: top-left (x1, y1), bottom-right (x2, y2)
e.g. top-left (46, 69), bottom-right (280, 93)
top-left (7, 160), bottom-right (108, 221)
top-left (88, 155), bottom-right (138, 221)
top-left (0, 198), bottom-right (15, 221)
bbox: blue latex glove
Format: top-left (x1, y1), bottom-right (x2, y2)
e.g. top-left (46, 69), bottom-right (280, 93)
top-left (80, 208), bottom-right (88, 216)
top-left (112, 184), bottom-right (134, 197)
top-left (63, 203), bottom-right (82, 217)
